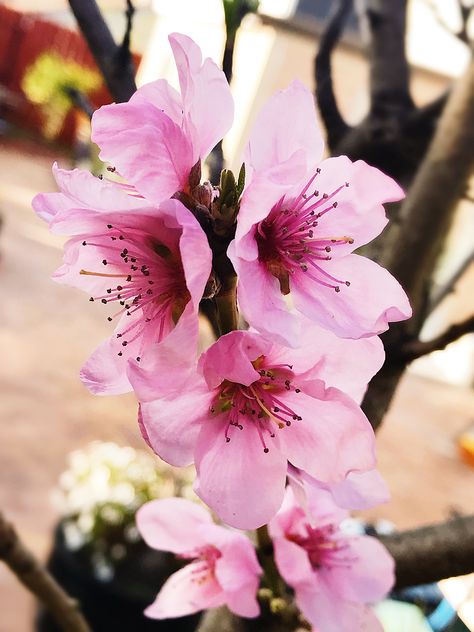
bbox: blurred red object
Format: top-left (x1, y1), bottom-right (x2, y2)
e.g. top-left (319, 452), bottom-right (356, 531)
top-left (0, 4), bottom-right (140, 146)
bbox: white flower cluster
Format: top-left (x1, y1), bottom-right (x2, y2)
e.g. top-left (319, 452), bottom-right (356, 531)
top-left (52, 441), bottom-right (195, 554)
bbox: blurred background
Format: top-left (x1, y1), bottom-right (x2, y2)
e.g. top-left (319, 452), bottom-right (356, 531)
top-left (0, 0), bottom-right (473, 630)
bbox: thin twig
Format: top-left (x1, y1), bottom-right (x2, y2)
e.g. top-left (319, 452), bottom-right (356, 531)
top-left (0, 512), bottom-right (90, 632)
top-left (428, 251), bottom-right (474, 315)
top-left (118, 0), bottom-right (135, 67)
top-left (68, 0), bottom-right (136, 103)
top-left (400, 314), bottom-right (474, 361)
top-left (314, 0), bottom-right (352, 150)
top-left (406, 90), bottom-right (449, 130)
top-left (62, 86), bottom-right (94, 120)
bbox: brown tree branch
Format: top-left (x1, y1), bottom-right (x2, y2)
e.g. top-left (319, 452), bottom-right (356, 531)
top-left (364, 0), bottom-right (413, 112)
top-left (383, 62), bottom-right (474, 307)
top-left (399, 315), bottom-right (474, 361)
top-left (68, 0), bottom-right (137, 103)
top-left (362, 59), bottom-right (474, 430)
top-left (314, 0), bottom-right (353, 151)
top-left (381, 515), bottom-right (474, 589)
top-left (428, 251), bottom-right (474, 315)
top-left (0, 512), bottom-right (90, 632)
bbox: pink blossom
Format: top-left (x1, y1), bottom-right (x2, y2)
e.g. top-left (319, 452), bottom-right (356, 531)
top-left (129, 328), bottom-right (379, 529)
top-left (269, 488), bottom-right (394, 632)
top-left (136, 498), bottom-right (262, 619)
top-left (91, 33), bottom-right (234, 202)
top-left (33, 164), bottom-right (212, 395)
top-left (228, 81), bottom-right (412, 346)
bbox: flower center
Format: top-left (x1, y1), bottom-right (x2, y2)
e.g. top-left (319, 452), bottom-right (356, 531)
top-left (288, 523), bottom-right (357, 571)
top-left (255, 170), bottom-right (353, 295)
top-left (178, 545), bottom-right (222, 585)
top-left (209, 355), bottom-right (302, 453)
top-left (80, 223), bottom-right (189, 360)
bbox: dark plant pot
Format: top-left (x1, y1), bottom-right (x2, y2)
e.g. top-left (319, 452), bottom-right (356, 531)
top-left (36, 522), bottom-right (201, 632)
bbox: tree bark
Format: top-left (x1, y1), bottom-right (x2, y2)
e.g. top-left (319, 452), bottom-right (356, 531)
top-left (381, 515), bottom-right (474, 589)
top-left (362, 59), bottom-right (474, 430)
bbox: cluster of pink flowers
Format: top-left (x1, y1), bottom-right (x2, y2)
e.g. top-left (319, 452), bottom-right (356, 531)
top-left (34, 33), bottom-right (411, 630)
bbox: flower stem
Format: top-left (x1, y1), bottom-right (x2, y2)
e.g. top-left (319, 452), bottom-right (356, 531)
top-left (256, 525), bottom-right (285, 597)
top-left (215, 276), bottom-right (238, 335)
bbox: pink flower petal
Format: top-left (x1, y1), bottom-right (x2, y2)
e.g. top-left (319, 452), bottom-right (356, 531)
top-left (168, 33), bottom-right (234, 159)
top-left (307, 156), bottom-right (403, 255)
top-left (80, 310), bottom-right (155, 396)
top-left (330, 470), bottom-right (390, 511)
top-left (194, 420), bottom-right (287, 529)
top-left (212, 530), bottom-right (261, 617)
top-left (92, 102), bottom-right (194, 201)
top-left (269, 325), bottom-right (385, 402)
top-left (278, 387), bottom-right (376, 482)
top-left (244, 80), bottom-right (324, 178)
top-left (136, 498), bottom-right (212, 554)
top-left (230, 247), bottom-right (301, 348)
top-left (145, 562), bottom-right (225, 619)
top-left (292, 253), bottom-right (412, 339)
top-left (198, 330), bottom-right (270, 389)
top-left (272, 536), bottom-right (314, 586)
top-left (138, 377), bottom-right (212, 467)
top-left (127, 306), bottom-right (200, 401)
top-left (296, 582), bottom-right (383, 632)
top-left (130, 78), bottom-right (183, 125)
top-left (286, 469), bottom-right (349, 525)
top-left (322, 536), bottom-right (395, 604)
top-left (174, 202), bottom-right (213, 308)
top-left (33, 163), bottom-right (147, 224)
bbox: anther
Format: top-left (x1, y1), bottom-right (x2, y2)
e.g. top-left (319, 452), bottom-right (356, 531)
top-left (102, 259), bottom-right (107, 266)
top-left (101, 298), bottom-right (107, 304)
